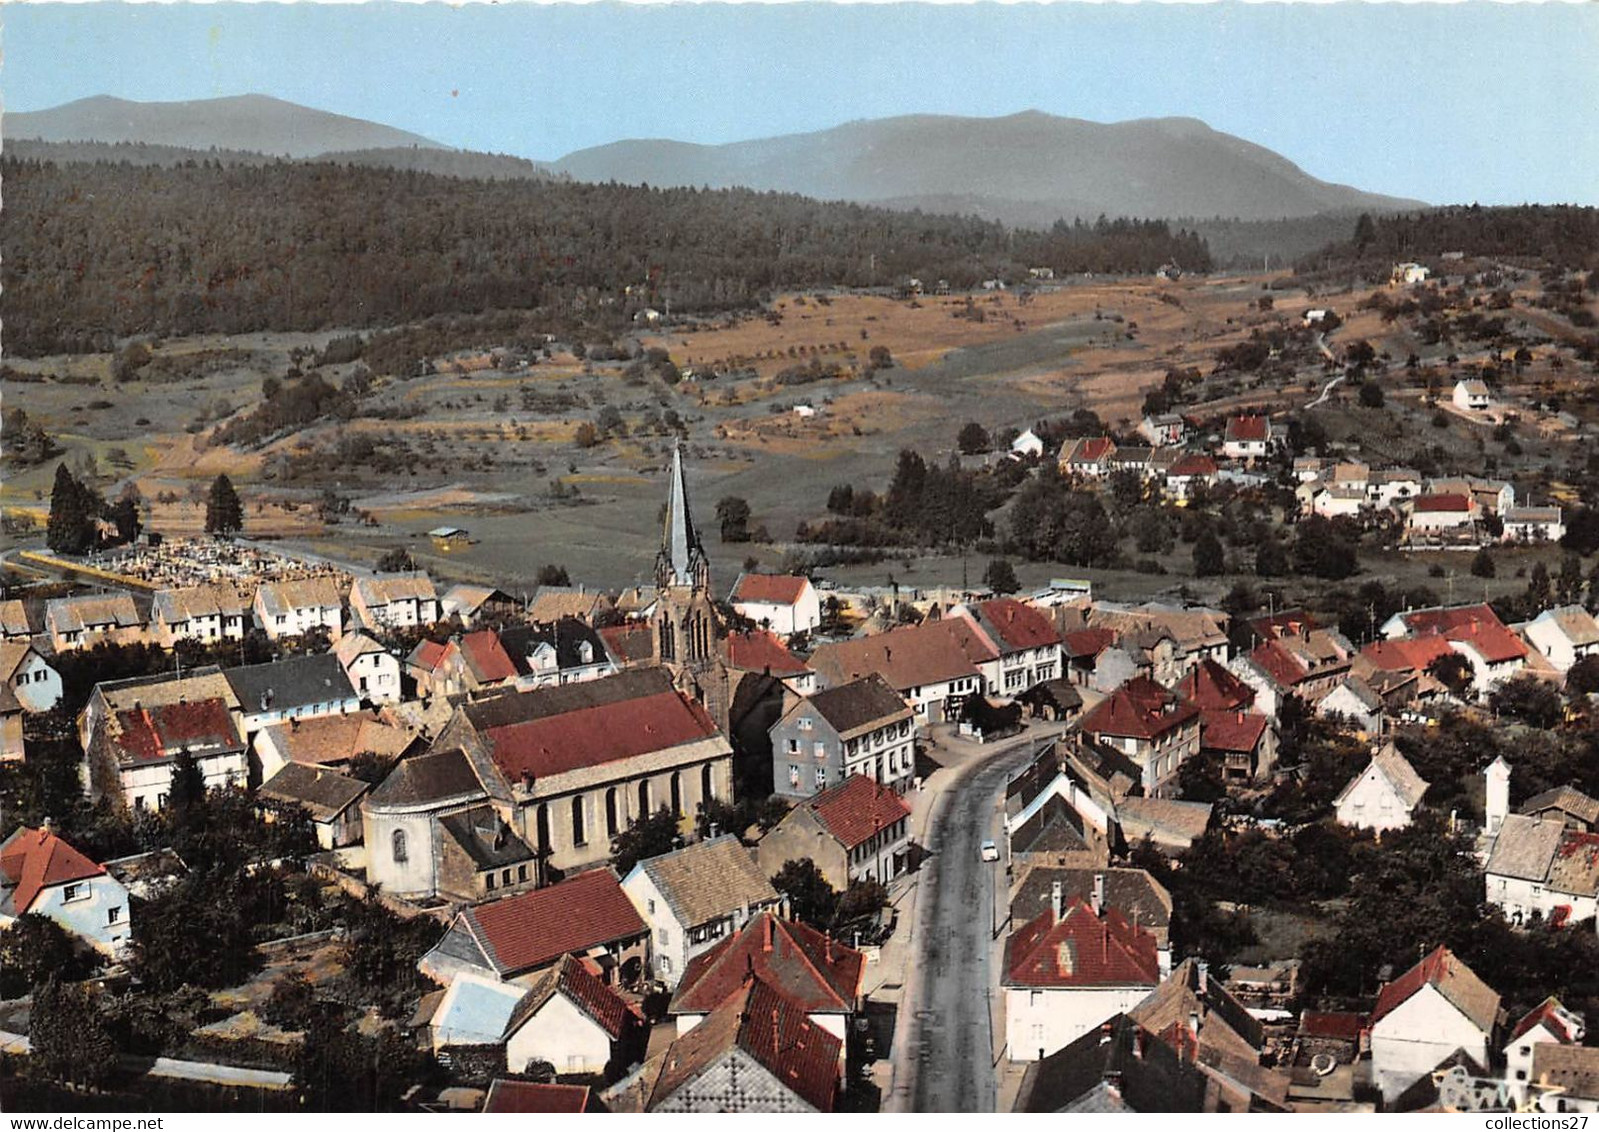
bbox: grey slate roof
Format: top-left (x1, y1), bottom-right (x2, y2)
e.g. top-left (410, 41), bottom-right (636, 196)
top-left (437, 804), bottom-right (535, 870)
top-left (500, 619), bottom-right (609, 674)
top-left (258, 762), bottom-right (369, 821)
top-left (1485, 814), bottom-right (1567, 882)
top-left (367, 748), bottom-right (486, 808)
top-left (1520, 784), bottom-right (1599, 827)
top-left (802, 674), bottom-right (911, 737)
top-left (635, 835), bottom-right (779, 929)
top-left (460, 666), bottom-right (673, 732)
top-left (224, 654), bottom-right (357, 713)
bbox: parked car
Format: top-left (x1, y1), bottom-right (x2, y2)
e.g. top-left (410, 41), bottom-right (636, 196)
top-left (980, 839), bottom-right (1000, 862)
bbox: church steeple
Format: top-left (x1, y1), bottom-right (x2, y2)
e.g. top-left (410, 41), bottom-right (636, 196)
top-left (656, 444), bottom-right (709, 592)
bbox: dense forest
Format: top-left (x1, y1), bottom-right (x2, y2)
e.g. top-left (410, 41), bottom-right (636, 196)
top-left (0, 156), bottom-right (1210, 356)
top-left (1296, 204), bottom-right (1599, 275)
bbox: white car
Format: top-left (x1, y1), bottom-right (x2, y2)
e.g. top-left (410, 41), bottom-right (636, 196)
top-left (979, 840), bottom-right (1000, 862)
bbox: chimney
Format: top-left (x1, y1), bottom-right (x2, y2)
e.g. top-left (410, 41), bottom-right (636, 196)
top-left (1050, 879), bottom-right (1063, 921)
top-left (1197, 959), bottom-right (1209, 995)
top-left (1092, 872), bottom-right (1105, 918)
top-left (763, 915), bottom-right (773, 953)
top-left (1188, 1010), bottom-right (1200, 1037)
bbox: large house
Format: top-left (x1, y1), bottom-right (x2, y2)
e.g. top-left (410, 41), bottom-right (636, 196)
top-left (499, 620), bottom-right (617, 690)
top-left (769, 674), bottom-right (916, 799)
top-left (621, 835), bottom-right (782, 986)
top-left (429, 667), bottom-right (734, 879)
top-left (1221, 416), bottom-right (1272, 462)
top-left (1368, 946), bottom-right (1501, 1105)
top-left (1381, 604), bottom-right (1528, 698)
top-left (0, 824), bottom-right (132, 956)
top-left (258, 762), bottom-right (369, 850)
top-left (150, 583), bottom-right (249, 649)
top-left (728, 574), bottom-right (822, 638)
top-left (224, 654), bottom-right (361, 735)
top-left (1333, 743), bottom-right (1429, 834)
top-left (253, 577), bottom-right (344, 641)
top-left (79, 669), bottom-right (249, 811)
top-left (1484, 814), bottom-right (1599, 927)
top-left (1002, 884), bottom-right (1162, 1062)
top-left (45, 593), bottom-right (147, 653)
top-left (1077, 676), bottom-right (1201, 797)
top-left (950, 597), bottom-right (1063, 696)
top-left (0, 641), bottom-right (62, 715)
top-left (254, 708), bottom-right (418, 781)
top-left (1059, 436), bottom-right (1118, 480)
top-left (350, 573), bottom-right (440, 631)
top-left (406, 632), bottom-right (520, 699)
top-left (1523, 606), bottom-right (1599, 674)
top-left (808, 618), bottom-right (994, 725)
top-left (758, 773), bottom-right (913, 891)
top-left (330, 630), bottom-right (403, 705)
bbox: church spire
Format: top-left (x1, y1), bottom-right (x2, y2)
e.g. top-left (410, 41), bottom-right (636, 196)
top-left (657, 444), bottom-right (708, 590)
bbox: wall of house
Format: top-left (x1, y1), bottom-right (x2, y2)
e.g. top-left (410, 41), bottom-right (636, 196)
top-left (22, 874), bottom-right (132, 956)
top-left (346, 651), bottom-right (402, 704)
top-left (118, 751), bottom-right (248, 813)
top-left (621, 870), bottom-right (689, 986)
top-left (240, 695), bottom-right (361, 737)
top-left (506, 993), bottom-right (614, 1076)
top-left (1005, 984), bottom-right (1155, 1062)
top-left (11, 654), bottom-right (62, 713)
top-left (0, 713), bottom-right (22, 761)
top-left (256, 600), bottom-right (341, 641)
top-left (1505, 1025), bottom-right (1563, 1103)
top-left (1335, 768), bottom-right (1414, 834)
top-left (362, 805), bottom-right (440, 898)
top-left (1370, 987), bottom-right (1489, 1104)
top-left (1486, 872), bottom-right (1599, 927)
top-left (771, 714), bottom-right (846, 800)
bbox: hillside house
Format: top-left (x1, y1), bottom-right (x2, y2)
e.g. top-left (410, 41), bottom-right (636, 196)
top-left (769, 674), bottom-right (914, 799)
top-left (1163, 454), bottom-right (1219, 502)
top-left (0, 642), bottom-right (62, 714)
top-left (1058, 437), bottom-right (1118, 480)
top-left (1453, 379), bottom-right (1494, 412)
top-left (350, 573), bottom-right (440, 631)
top-left (1333, 743), bottom-right (1428, 834)
top-left (150, 583), bottom-right (248, 648)
top-left (621, 835), bottom-right (782, 987)
top-left (439, 584), bottom-right (519, 627)
top-left (1504, 998), bottom-right (1587, 1108)
top-left (1407, 492), bottom-right (1479, 533)
top-left (1484, 814), bottom-right (1599, 927)
top-left (1503, 506), bottom-right (1566, 544)
top-left (1367, 468), bottom-right (1423, 508)
top-left (758, 773), bottom-right (913, 891)
top-left (253, 577), bottom-right (343, 642)
top-left (1011, 429), bottom-right (1047, 458)
top-left (1368, 946), bottom-right (1501, 1105)
top-left (1382, 604), bottom-right (1528, 697)
top-left (728, 574), bottom-right (822, 638)
top-left (45, 593), bottom-right (147, 653)
top-left (0, 824), bottom-right (132, 956)
top-left (1139, 414), bottom-right (1187, 447)
top-left (1524, 606), bottom-right (1599, 673)
top-left (1221, 416), bottom-right (1272, 462)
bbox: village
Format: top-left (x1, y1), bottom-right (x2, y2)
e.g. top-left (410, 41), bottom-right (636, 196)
top-left (2, 412), bottom-right (1598, 1114)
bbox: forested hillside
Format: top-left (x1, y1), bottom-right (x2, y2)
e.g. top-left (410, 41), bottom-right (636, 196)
top-left (1296, 205), bottom-right (1599, 275)
top-left (1, 156), bottom-right (1209, 356)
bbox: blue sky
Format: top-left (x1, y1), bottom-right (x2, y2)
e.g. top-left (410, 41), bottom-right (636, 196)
top-left (4, 2), bottom-right (1596, 206)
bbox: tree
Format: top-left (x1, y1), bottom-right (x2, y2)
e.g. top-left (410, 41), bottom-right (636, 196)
top-left (1567, 655), bottom-right (1599, 698)
top-left (295, 1009), bottom-right (434, 1112)
top-left (716, 496), bottom-right (753, 543)
top-left (0, 915), bottom-right (95, 998)
top-left (1470, 547), bottom-right (1497, 578)
top-left (835, 879), bottom-right (888, 928)
top-left (983, 558), bottom-right (1020, 595)
top-left (1489, 675), bottom-right (1564, 729)
top-left (108, 489), bottom-right (142, 546)
top-left (1255, 539), bottom-right (1288, 578)
top-left (46, 463), bottom-right (101, 555)
top-left (1358, 381), bottom-right (1385, 408)
top-left (573, 421), bottom-right (600, 448)
top-left (28, 977), bottom-right (118, 1090)
top-left (1192, 531), bottom-right (1225, 578)
top-left (205, 473), bottom-right (243, 535)
top-left (1427, 653), bottom-right (1476, 698)
top-left (771, 859), bottom-right (838, 931)
top-left (535, 563), bottom-right (571, 586)
top-left (1292, 516), bottom-right (1358, 580)
top-left (375, 548), bottom-right (416, 573)
top-left (957, 422), bottom-right (990, 455)
top-left (610, 807), bottom-right (681, 875)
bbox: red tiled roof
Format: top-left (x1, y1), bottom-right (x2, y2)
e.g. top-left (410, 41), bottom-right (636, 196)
top-left (1175, 659), bottom-right (1254, 711)
top-left (1062, 627), bottom-right (1116, 660)
top-left (1397, 605), bottom-right (1528, 664)
top-left (1248, 641), bottom-right (1309, 688)
top-left (0, 826), bottom-right (105, 915)
top-left (1003, 898), bottom-right (1161, 989)
top-left (555, 953), bottom-right (641, 1041)
top-left (1169, 454), bottom-right (1219, 477)
top-left (599, 621), bottom-right (655, 665)
top-left (724, 629), bottom-right (811, 676)
top-left (1065, 436), bottom-right (1116, 464)
top-left (459, 630), bottom-right (518, 684)
top-left (1360, 635), bottom-right (1456, 674)
top-left (670, 911), bottom-right (864, 1017)
top-left (112, 699), bottom-right (243, 765)
top-left (1299, 1011), bottom-right (1364, 1043)
top-left (1199, 710), bottom-right (1269, 754)
top-left (1251, 609), bottom-right (1320, 642)
top-left (408, 639), bottom-right (449, 672)
top-left (806, 775), bottom-right (912, 851)
top-left (1509, 997), bottom-right (1581, 1046)
top-left (808, 617), bottom-right (996, 693)
top-left (1226, 416), bottom-right (1269, 442)
top-left (1370, 945), bottom-right (1500, 1033)
top-left (652, 977), bottom-right (841, 1113)
top-left (483, 1081), bottom-right (590, 1114)
top-left (969, 598), bottom-right (1061, 653)
top-left (1413, 492), bottom-right (1473, 512)
top-left (731, 574), bottom-right (810, 606)
top-left (465, 869), bottom-right (646, 976)
top-left (1080, 676), bottom-right (1200, 741)
top-left (483, 689), bottom-right (720, 781)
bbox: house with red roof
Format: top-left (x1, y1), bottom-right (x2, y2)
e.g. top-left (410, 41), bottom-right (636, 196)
top-left (1505, 997), bottom-right (1587, 1105)
top-left (1058, 436), bottom-right (1118, 480)
top-left (0, 824), bottom-right (132, 955)
top-left (1078, 676), bottom-right (1201, 797)
top-left (1002, 884), bottom-right (1163, 1062)
top-left (1368, 945), bottom-right (1502, 1105)
top-left (1405, 492), bottom-right (1479, 535)
top-left (406, 631), bottom-right (519, 699)
top-left (1163, 454), bottom-right (1220, 502)
top-left (722, 629), bottom-right (816, 696)
top-left (757, 773), bottom-right (913, 890)
top-left (808, 617), bottom-right (995, 725)
top-left (667, 911), bottom-right (864, 1051)
top-left (729, 573), bottom-right (821, 638)
top-left (503, 952), bottom-right (647, 1077)
top-left (1199, 709), bottom-right (1277, 783)
top-left (1221, 415), bottom-right (1273, 462)
top-left (419, 867), bottom-right (648, 988)
top-left (431, 668), bottom-right (734, 876)
top-left (648, 975), bottom-right (842, 1112)
top-left (483, 1079), bottom-right (593, 1114)
top-left (950, 597), bottom-right (1064, 696)
top-left (1380, 604), bottom-right (1529, 698)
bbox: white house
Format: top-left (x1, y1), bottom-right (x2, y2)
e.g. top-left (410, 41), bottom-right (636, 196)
top-left (1221, 415), bottom-right (1272, 462)
top-left (224, 654), bottom-right (361, 736)
top-left (1138, 414), bottom-right (1186, 447)
top-left (1484, 813), bottom-right (1599, 928)
top-left (621, 835), bottom-right (782, 987)
top-left (253, 577), bottom-right (343, 641)
top-left (0, 824), bottom-right (132, 956)
top-left (1368, 946), bottom-right (1501, 1105)
top-left (949, 596), bottom-right (1063, 696)
top-left (1524, 606), bottom-right (1599, 674)
top-left (1010, 429), bottom-right (1046, 458)
top-left (1313, 485), bottom-right (1368, 519)
top-left (1333, 743), bottom-right (1428, 834)
top-left (1316, 677), bottom-right (1384, 737)
top-left (0, 642), bottom-right (62, 714)
top-left (350, 573), bottom-right (440, 632)
top-left (1002, 882), bottom-right (1162, 1062)
top-left (1505, 998), bottom-right (1586, 1107)
top-left (1392, 262), bottom-right (1431, 286)
top-left (1367, 469), bottom-right (1423, 508)
top-left (1453, 379), bottom-right (1494, 412)
top-left (1503, 507), bottom-right (1566, 545)
top-left (503, 953), bottom-right (642, 1076)
top-left (150, 583), bottom-right (248, 649)
top-left (45, 593), bottom-right (148, 653)
top-left (1407, 492), bottom-right (1479, 532)
top-left (331, 630), bottom-right (402, 704)
top-left (728, 574), bottom-right (822, 638)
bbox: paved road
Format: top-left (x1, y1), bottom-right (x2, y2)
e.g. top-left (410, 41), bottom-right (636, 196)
top-left (895, 735), bottom-right (1049, 1113)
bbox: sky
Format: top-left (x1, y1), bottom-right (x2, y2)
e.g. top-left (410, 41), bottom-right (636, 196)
top-left (3, 2), bottom-right (1596, 206)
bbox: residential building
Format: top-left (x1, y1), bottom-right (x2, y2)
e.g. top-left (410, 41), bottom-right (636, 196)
top-left (1524, 606), bottom-right (1599, 673)
top-left (0, 824), bottom-right (132, 956)
top-left (0, 688), bottom-right (21, 762)
top-left (79, 668), bottom-right (248, 811)
top-left (1010, 868), bottom-right (1172, 974)
top-left (1392, 262), bottom-right (1430, 286)
top-left (1484, 814), bottom-right (1599, 927)
top-left (0, 600), bottom-right (40, 643)
top-left (1368, 946), bottom-right (1501, 1105)
top-left (525, 586), bottom-right (614, 626)
top-left (1003, 885), bottom-right (1162, 1062)
top-left (0, 641), bottom-right (62, 714)
top-left (621, 834), bottom-right (782, 986)
top-left (1381, 604), bottom-right (1529, 697)
top-left (1407, 492), bottom-right (1479, 533)
top-left (1059, 436), bottom-right (1118, 480)
top-left (757, 774), bottom-right (913, 890)
top-left (439, 584), bottom-right (519, 627)
top-left (1316, 677), bottom-right (1385, 738)
top-left (45, 593), bottom-right (147, 653)
top-left (951, 597), bottom-right (1063, 696)
top-left (1333, 743), bottom-right (1428, 834)
top-left (1164, 454), bottom-right (1219, 502)
top-left (150, 583), bottom-right (248, 648)
top-left (1013, 1013), bottom-right (1209, 1113)
top-left (1504, 506), bottom-right (1566, 544)
top-left (728, 573), bottom-right (822, 638)
top-left (807, 618), bottom-right (993, 725)
top-left (483, 1080), bottom-right (593, 1114)
top-left (224, 654), bottom-right (361, 735)
top-left (1529, 1045), bottom-right (1599, 1113)
top-left (723, 629), bottom-right (816, 696)
top-left (1139, 414), bottom-right (1186, 447)
top-left (500, 620), bottom-right (617, 690)
top-left (254, 708), bottom-right (418, 781)
top-left (1453, 379), bottom-right (1494, 411)
top-left (419, 868), bottom-right (649, 988)
top-left (1011, 429), bottom-right (1047, 458)
top-left (1367, 468), bottom-right (1423, 508)
top-left (350, 573), bottom-right (440, 631)
top-left (331, 630), bottom-right (402, 704)
top-left (1221, 415), bottom-right (1272, 462)
top-left (503, 953), bottom-right (645, 1077)
top-left (1200, 709), bottom-right (1277, 783)
top-left (253, 577), bottom-right (343, 642)
top-left (1519, 785), bottom-right (1599, 832)
top-left (427, 971), bottom-right (526, 1054)
top-left (769, 674), bottom-right (915, 799)
top-left (1077, 676), bottom-right (1201, 797)
top-left (406, 632), bottom-right (518, 699)
top-left (258, 762), bottom-right (368, 849)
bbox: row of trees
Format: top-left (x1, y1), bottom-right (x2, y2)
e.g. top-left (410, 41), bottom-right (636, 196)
top-left (45, 465), bottom-right (239, 553)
